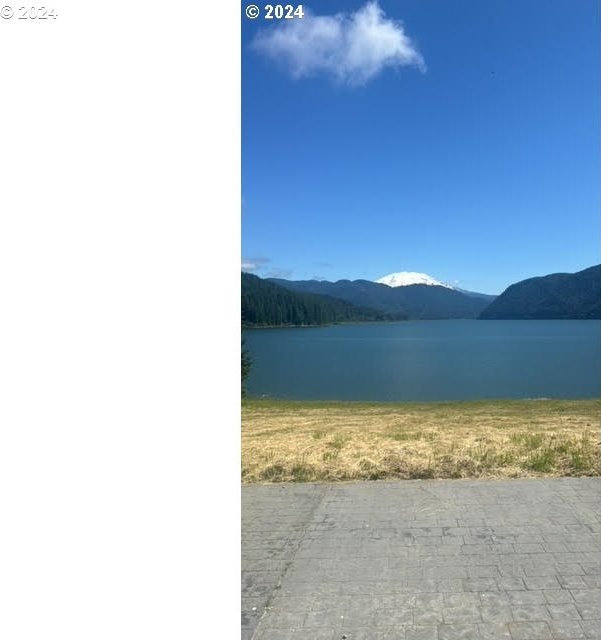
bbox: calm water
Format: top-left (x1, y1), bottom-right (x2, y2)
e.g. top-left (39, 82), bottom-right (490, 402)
top-left (244, 320), bottom-right (601, 401)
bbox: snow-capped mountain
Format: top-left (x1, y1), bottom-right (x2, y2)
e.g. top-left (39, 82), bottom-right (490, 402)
top-left (376, 271), bottom-right (455, 290)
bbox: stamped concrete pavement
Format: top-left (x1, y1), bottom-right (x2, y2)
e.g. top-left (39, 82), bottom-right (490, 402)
top-left (242, 478), bottom-right (601, 640)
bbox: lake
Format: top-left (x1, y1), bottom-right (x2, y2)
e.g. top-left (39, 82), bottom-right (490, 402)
top-left (243, 320), bottom-right (601, 402)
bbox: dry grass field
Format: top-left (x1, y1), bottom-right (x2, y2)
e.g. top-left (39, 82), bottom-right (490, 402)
top-left (241, 399), bottom-right (600, 483)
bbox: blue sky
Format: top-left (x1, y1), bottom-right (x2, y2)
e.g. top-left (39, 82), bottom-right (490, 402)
top-left (242, 0), bottom-right (599, 294)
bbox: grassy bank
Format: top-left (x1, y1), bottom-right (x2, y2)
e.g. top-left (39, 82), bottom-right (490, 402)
top-left (242, 399), bottom-right (600, 483)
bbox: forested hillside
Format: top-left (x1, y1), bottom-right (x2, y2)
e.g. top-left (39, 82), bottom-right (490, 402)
top-left (242, 273), bottom-right (403, 326)
top-left (480, 265), bottom-right (601, 319)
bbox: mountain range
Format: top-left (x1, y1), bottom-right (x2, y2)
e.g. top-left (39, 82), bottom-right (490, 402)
top-left (268, 274), bottom-right (495, 320)
top-left (242, 265), bottom-right (601, 326)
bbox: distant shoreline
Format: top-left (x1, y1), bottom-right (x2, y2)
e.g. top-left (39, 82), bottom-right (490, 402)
top-left (243, 317), bottom-right (601, 329)
top-left (242, 319), bottom-right (406, 329)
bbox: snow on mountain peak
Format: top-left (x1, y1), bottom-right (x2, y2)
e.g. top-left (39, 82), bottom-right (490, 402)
top-left (376, 271), bottom-right (455, 289)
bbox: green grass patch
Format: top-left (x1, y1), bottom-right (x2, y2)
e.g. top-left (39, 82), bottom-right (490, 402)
top-left (527, 449), bottom-right (556, 472)
top-left (510, 432), bottom-right (546, 449)
top-left (290, 464), bottom-right (314, 482)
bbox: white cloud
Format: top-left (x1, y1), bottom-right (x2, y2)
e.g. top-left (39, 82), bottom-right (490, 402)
top-left (241, 256), bottom-right (271, 273)
top-left (252, 1), bottom-right (425, 86)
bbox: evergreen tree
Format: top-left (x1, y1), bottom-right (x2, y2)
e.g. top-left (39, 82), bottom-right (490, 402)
top-left (241, 337), bottom-right (251, 397)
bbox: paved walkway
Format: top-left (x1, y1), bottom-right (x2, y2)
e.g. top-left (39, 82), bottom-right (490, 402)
top-left (242, 478), bottom-right (600, 640)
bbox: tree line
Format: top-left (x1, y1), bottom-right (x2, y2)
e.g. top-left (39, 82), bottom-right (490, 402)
top-left (242, 272), bottom-right (400, 327)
